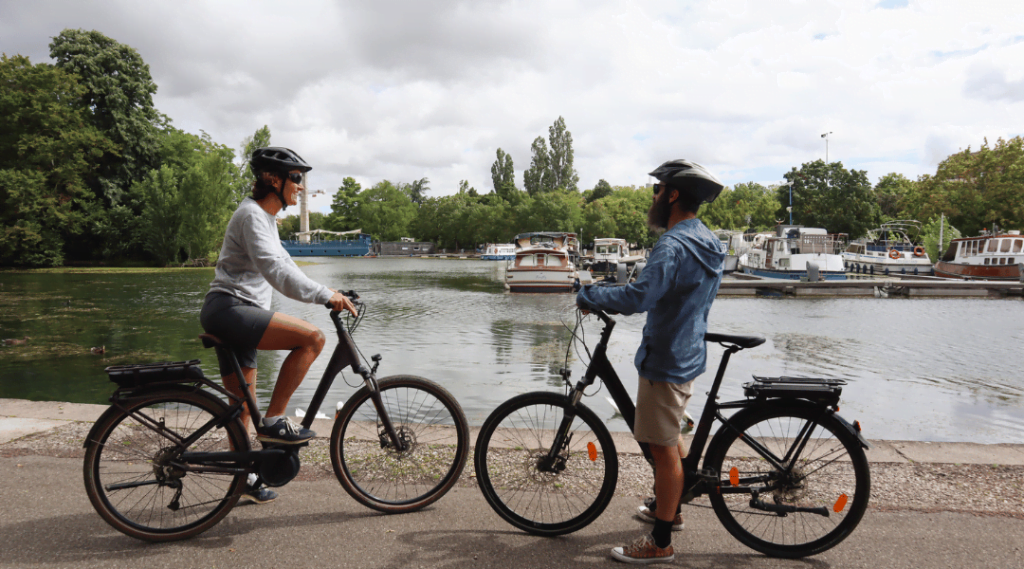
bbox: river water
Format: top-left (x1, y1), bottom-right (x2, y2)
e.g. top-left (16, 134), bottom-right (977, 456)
top-left (1, 259), bottom-right (1022, 444)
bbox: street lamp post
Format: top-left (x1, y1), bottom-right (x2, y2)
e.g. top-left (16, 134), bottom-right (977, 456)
top-left (785, 181), bottom-right (794, 224)
top-left (821, 131), bottom-right (832, 163)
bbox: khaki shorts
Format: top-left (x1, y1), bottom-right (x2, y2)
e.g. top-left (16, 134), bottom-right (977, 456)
top-left (634, 377), bottom-right (694, 450)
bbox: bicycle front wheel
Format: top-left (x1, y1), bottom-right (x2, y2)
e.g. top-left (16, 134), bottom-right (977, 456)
top-left (704, 404), bottom-right (871, 558)
top-left (330, 375), bottom-right (469, 513)
top-left (474, 392), bottom-right (618, 536)
top-left (83, 390), bottom-right (249, 541)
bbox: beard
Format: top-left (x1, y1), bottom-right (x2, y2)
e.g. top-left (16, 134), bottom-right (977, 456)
top-left (647, 187), bottom-right (673, 231)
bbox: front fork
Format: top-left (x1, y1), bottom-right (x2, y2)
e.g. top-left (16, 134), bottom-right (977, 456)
top-left (361, 355), bottom-right (409, 453)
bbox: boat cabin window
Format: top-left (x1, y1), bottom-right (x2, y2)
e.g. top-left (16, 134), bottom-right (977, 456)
top-left (546, 255), bottom-right (563, 267)
top-left (988, 239), bottom-right (998, 253)
top-left (1015, 239), bottom-right (1023, 253)
top-left (1001, 239), bottom-right (1012, 253)
top-left (519, 255), bottom-right (536, 267)
top-left (999, 258), bottom-right (1006, 265)
top-left (984, 258), bottom-right (990, 265)
top-left (535, 254), bottom-right (545, 266)
top-left (1010, 257), bottom-right (1016, 265)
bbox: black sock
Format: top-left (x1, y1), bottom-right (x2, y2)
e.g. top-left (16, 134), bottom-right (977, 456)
top-left (652, 518), bottom-right (673, 548)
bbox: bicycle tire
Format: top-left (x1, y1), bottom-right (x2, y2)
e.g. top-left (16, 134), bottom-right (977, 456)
top-left (704, 404), bottom-right (870, 558)
top-left (83, 389), bottom-right (249, 541)
top-left (330, 375), bottom-right (469, 513)
top-left (474, 392), bottom-right (618, 536)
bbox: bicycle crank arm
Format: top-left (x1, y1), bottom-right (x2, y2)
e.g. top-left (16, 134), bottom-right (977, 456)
top-left (748, 497), bottom-right (830, 517)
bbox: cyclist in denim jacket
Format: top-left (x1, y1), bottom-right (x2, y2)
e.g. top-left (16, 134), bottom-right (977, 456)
top-left (576, 159), bottom-right (725, 564)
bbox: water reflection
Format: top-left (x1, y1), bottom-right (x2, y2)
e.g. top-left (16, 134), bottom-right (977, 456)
top-left (2, 261), bottom-right (1023, 444)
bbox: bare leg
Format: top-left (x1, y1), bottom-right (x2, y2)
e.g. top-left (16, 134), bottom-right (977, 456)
top-left (221, 366), bottom-right (257, 446)
top-left (256, 312), bottom-right (325, 419)
top-left (651, 441), bottom-right (684, 523)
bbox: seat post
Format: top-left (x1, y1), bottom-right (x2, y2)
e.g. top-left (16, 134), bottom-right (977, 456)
top-left (214, 344), bottom-right (263, 427)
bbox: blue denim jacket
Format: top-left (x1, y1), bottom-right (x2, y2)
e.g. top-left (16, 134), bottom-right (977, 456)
top-left (576, 218), bottom-right (723, 384)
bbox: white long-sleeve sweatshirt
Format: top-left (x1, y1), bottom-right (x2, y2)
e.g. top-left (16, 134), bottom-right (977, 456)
top-left (207, 197), bottom-right (333, 310)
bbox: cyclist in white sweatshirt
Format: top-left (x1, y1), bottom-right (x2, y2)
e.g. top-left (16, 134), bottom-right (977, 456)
top-left (200, 147), bottom-right (357, 502)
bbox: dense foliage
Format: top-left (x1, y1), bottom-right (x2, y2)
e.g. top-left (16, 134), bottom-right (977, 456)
top-left (2, 29), bottom-right (1019, 267)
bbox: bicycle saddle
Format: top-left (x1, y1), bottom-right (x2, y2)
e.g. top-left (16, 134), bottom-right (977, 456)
top-left (704, 333), bottom-right (766, 349)
top-left (198, 334), bottom-right (226, 349)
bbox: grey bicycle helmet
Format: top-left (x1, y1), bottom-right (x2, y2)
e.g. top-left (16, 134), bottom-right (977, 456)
top-left (250, 147), bottom-right (311, 211)
top-left (648, 159), bottom-right (725, 204)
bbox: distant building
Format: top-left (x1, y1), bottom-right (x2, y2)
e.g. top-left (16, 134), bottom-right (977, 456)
top-left (373, 241), bottom-right (436, 256)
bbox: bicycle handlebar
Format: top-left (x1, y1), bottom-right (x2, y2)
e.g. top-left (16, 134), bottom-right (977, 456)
top-left (323, 290), bottom-right (361, 310)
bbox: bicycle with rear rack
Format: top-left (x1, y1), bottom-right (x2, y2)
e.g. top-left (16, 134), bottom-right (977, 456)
top-left (473, 306), bottom-right (871, 558)
top-left (83, 291), bottom-right (469, 542)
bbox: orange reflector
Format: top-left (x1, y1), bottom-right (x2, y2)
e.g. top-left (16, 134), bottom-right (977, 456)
top-left (587, 442), bottom-right (598, 461)
top-left (854, 420), bottom-right (862, 432)
top-left (834, 494), bottom-right (848, 513)
top-left (729, 466), bottom-right (739, 487)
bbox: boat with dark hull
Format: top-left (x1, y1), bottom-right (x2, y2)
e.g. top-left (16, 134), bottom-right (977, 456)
top-left (934, 230), bottom-right (1023, 280)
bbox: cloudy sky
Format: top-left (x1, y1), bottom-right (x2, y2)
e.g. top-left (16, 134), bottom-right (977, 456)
top-left (2, 0), bottom-right (1022, 214)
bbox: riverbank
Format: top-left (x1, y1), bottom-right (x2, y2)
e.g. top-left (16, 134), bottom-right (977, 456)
top-left (3, 398), bottom-right (1022, 518)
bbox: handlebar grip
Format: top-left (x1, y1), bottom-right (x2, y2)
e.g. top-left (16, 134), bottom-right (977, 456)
top-left (324, 290), bottom-right (360, 310)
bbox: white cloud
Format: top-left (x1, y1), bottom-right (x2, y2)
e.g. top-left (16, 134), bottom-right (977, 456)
top-left (2, 0), bottom-right (1023, 213)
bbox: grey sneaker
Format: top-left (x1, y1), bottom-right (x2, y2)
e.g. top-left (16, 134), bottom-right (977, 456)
top-left (636, 498), bottom-right (684, 531)
top-left (256, 417), bottom-right (315, 444)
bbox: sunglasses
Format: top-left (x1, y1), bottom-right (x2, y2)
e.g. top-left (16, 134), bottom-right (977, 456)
top-left (652, 183), bottom-right (665, 195)
top-left (287, 172), bottom-right (305, 185)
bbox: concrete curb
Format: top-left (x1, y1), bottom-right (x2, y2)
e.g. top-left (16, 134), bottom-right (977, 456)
top-left (3, 398), bottom-right (1023, 465)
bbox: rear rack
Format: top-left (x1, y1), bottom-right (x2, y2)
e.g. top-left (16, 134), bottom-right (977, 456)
top-left (105, 360), bottom-right (205, 388)
top-left (744, 375), bottom-right (845, 406)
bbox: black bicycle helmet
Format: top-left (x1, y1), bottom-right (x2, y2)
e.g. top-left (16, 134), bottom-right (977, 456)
top-left (648, 159), bottom-right (725, 204)
top-left (250, 147), bottom-right (312, 174)
top-left (250, 147), bottom-right (311, 211)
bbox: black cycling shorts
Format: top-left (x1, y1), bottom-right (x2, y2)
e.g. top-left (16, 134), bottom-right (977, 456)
top-left (199, 292), bottom-right (274, 377)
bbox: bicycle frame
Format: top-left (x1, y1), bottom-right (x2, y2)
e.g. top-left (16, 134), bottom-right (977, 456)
top-left (559, 309), bottom-right (838, 501)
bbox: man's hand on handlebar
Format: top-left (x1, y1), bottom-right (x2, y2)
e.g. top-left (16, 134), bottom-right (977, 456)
top-left (327, 289), bottom-right (359, 316)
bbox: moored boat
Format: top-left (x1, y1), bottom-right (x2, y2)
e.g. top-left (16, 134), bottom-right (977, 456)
top-left (481, 243), bottom-right (515, 260)
top-left (842, 221), bottom-right (933, 276)
top-left (739, 225), bottom-right (847, 280)
top-left (586, 237), bottom-right (646, 274)
top-left (934, 230), bottom-right (1024, 280)
top-left (505, 232), bottom-right (580, 293)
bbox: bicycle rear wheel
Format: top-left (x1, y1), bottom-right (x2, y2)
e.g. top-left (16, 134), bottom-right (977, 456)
top-left (330, 375), bottom-right (469, 513)
top-left (704, 404), bottom-right (870, 558)
top-left (474, 392), bottom-right (618, 536)
top-left (83, 390), bottom-right (249, 541)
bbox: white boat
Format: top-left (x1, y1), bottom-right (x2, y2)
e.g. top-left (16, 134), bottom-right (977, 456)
top-left (739, 226), bottom-right (847, 280)
top-left (481, 243), bottom-right (515, 261)
top-left (505, 232), bottom-right (580, 293)
top-left (842, 221), bottom-right (933, 276)
top-left (934, 229), bottom-right (1024, 280)
top-left (587, 237), bottom-right (646, 274)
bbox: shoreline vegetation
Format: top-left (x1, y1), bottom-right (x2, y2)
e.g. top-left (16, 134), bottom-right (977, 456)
top-left (2, 29), bottom-right (1022, 271)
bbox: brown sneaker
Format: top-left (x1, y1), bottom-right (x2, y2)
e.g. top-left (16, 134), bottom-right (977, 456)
top-left (611, 534), bottom-right (675, 564)
top-left (636, 502), bottom-right (684, 531)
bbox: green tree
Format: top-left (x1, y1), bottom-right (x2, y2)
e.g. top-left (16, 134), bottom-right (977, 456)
top-left (547, 116), bottom-right (579, 192)
top-left (49, 29), bottom-right (164, 205)
top-left (400, 177), bottom-right (430, 204)
top-left (326, 177), bottom-right (362, 231)
top-left (601, 186), bottom-right (655, 247)
top-left (582, 199), bottom-right (618, 243)
top-left (907, 137), bottom-right (1024, 237)
top-left (523, 136), bottom-right (551, 196)
top-left (779, 160), bottom-right (879, 238)
top-left (235, 125), bottom-right (271, 204)
top-left (491, 148), bottom-right (516, 198)
top-left (587, 179), bottom-right (614, 203)
top-left (700, 182), bottom-right (781, 231)
top-left (874, 173), bottom-right (916, 221)
top-left (0, 54), bottom-right (117, 266)
top-left (921, 216), bottom-right (961, 262)
top-left (357, 180), bottom-right (416, 241)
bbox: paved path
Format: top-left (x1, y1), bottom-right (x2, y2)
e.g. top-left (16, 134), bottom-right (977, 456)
top-left (1, 455), bottom-right (1022, 569)
top-left (2, 398), bottom-right (1023, 568)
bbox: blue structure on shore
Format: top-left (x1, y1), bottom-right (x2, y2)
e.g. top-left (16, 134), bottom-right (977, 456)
top-left (281, 230), bottom-right (372, 257)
